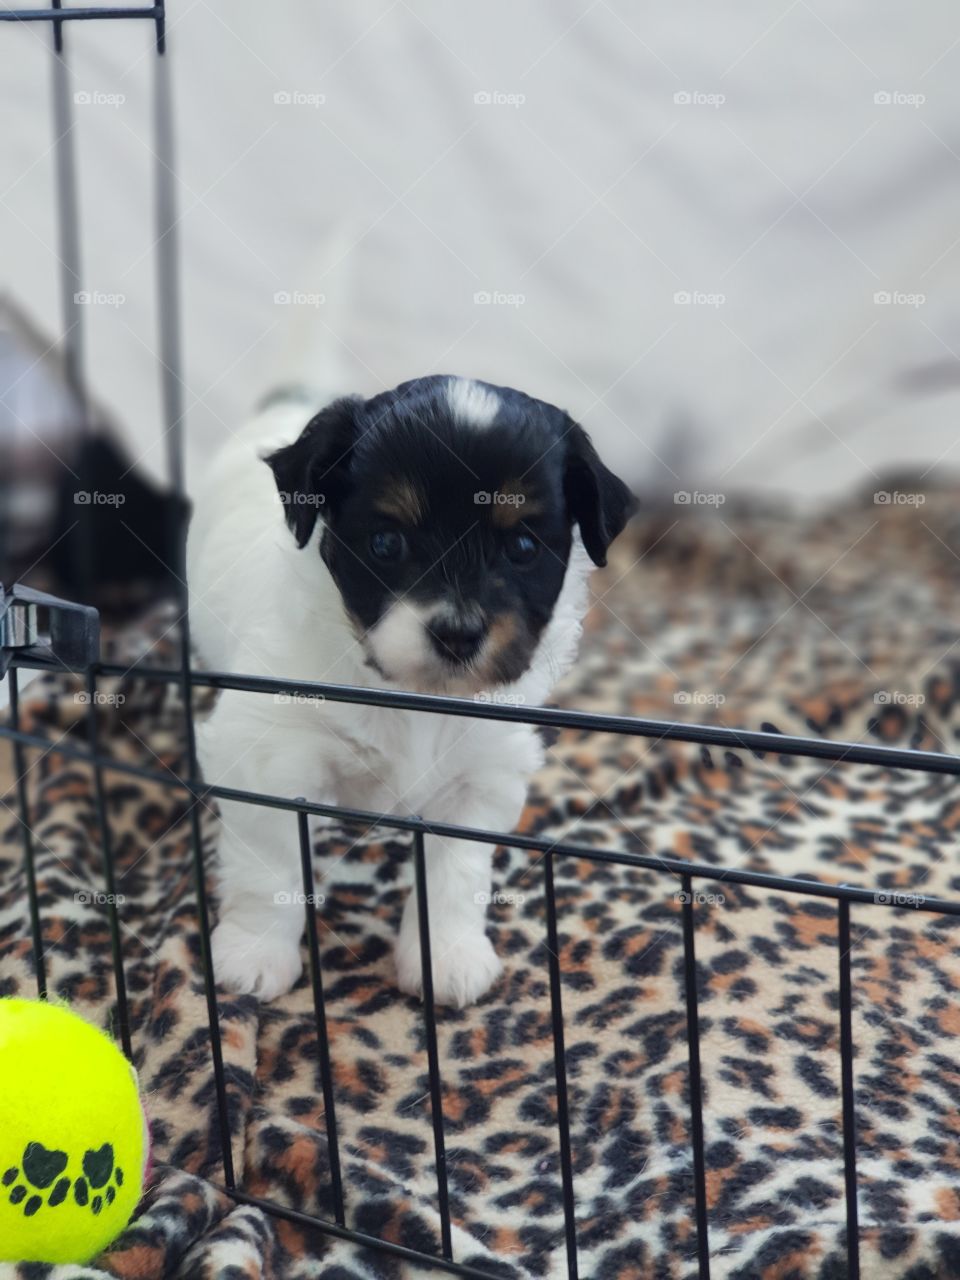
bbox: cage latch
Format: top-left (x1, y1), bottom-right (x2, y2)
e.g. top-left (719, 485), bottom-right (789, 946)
top-left (0, 582), bottom-right (100, 677)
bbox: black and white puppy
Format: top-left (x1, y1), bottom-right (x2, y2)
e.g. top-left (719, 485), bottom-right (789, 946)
top-left (187, 375), bottom-right (634, 1005)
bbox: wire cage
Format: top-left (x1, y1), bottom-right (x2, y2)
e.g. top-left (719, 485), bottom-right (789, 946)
top-left (3, 7), bottom-right (959, 1279)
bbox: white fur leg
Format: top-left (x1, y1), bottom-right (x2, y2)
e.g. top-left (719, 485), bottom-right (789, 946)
top-left (396, 778), bottom-right (528, 1007)
top-left (211, 915), bottom-right (304, 1001)
top-left (208, 797), bottom-right (308, 999)
top-left (396, 875), bottom-right (504, 1008)
top-left (197, 692), bottom-right (332, 1001)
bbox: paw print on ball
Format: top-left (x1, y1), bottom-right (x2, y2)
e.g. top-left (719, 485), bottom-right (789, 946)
top-left (73, 1143), bottom-right (124, 1215)
top-left (4, 1141), bottom-right (124, 1217)
top-left (3, 1143), bottom-right (71, 1217)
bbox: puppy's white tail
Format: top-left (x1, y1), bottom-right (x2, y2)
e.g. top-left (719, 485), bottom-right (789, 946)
top-left (261, 228), bottom-right (357, 410)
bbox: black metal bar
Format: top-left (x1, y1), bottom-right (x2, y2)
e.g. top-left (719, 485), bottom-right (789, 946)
top-left (413, 828), bottom-right (453, 1260)
top-left (164, 478), bottom-right (237, 1165)
top-left (154, 47), bottom-right (182, 486)
top-left (34, 657), bottom-right (960, 780)
top-left (0, 8), bottom-right (161, 21)
top-left (2, 720), bottom-right (959, 914)
top-left (6, 671), bottom-right (47, 999)
top-left (838, 900), bottom-right (860, 1279)
top-left (51, 0), bottom-right (62, 56)
top-left (49, 6), bottom-right (101, 601)
top-left (166, 386), bottom-right (237, 1177)
top-left (681, 874), bottom-right (710, 1279)
top-left (51, 40), bottom-right (83, 394)
top-left (297, 806), bottom-right (345, 1227)
top-left (227, 1188), bottom-right (495, 1278)
top-left (543, 852), bottom-right (578, 1279)
top-left (150, 25), bottom-right (236, 1191)
top-left (85, 670), bottom-right (132, 1058)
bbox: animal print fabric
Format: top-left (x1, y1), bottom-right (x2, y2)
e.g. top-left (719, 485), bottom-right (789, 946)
top-left (3, 488), bottom-right (960, 1279)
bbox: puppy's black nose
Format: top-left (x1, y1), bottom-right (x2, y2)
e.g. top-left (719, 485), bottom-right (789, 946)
top-left (428, 615), bottom-right (487, 665)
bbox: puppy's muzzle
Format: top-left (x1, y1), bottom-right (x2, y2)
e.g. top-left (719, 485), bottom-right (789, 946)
top-left (427, 612), bottom-right (488, 665)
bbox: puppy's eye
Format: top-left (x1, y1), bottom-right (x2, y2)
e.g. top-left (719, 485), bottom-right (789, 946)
top-left (503, 531), bottom-right (539, 565)
top-left (369, 530), bottom-right (406, 562)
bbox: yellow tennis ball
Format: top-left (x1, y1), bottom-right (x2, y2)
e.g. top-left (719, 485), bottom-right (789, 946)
top-left (0, 998), bottom-right (148, 1264)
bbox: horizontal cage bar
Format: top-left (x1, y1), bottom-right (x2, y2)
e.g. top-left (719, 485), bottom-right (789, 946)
top-left (2, 719), bottom-right (958, 911)
top-left (14, 653), bottom-right (960, 778)
top-left (0, 7), bottom-right (160, 21)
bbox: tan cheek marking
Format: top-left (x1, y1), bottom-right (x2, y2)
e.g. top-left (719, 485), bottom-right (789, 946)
top-left (486, 612), bottom-right (520, 652)
top-left (375, 480), bottom-right (426, 525)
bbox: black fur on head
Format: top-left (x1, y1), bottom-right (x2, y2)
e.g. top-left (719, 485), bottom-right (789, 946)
top-left (264, 395), bottom-right (361, 548)
top-left (561, 420), bottom-right (636, 567)
top-left (264, 376), bottom-right (635, 687)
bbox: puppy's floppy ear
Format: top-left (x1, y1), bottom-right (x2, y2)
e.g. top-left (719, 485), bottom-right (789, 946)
top-left (562, 419), bottom-right (637, 567)
top-left (264, 396), bottom-right (361, 548)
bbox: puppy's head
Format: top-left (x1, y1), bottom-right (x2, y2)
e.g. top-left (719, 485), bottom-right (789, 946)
top-left (265, 376), bottom-right (635, 691)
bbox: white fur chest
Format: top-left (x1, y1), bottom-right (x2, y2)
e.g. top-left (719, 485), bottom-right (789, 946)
top-left (321, 700), bottom-right (537, 818)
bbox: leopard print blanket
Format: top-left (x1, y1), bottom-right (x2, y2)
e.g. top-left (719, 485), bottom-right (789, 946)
top-left (3, 487), bottom-right (960, 1280)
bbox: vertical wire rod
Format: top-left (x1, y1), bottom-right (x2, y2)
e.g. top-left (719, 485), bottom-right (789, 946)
top-left (85, 669), bottom-right (131, 1057)
top-left (153, 35), bottom-right (235, 1188)
top-left (50, 12), bottom-right (83, 395)
top-left (51, 0), bottom-right (63, 52)
top-left (838, 899), bottom-right (860, 1279)
top-left (297, 806), bottom-right (345, 1225)
top-left (543, 851), bottom-right (578, 1280)
top-left (413, 828), bottom-right (453, 1260)
top-left (7, 670), bottom-right (47, 998)
top-left (50, 12), bottom-right (97, 602)
top-left (681, 874), bottom-right (710, 1280)
top-left (49, 4), bottom-right (114, 1040)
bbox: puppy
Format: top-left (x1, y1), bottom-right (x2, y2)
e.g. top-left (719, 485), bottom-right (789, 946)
top-left (187, 375), bottom-right (633, 1005)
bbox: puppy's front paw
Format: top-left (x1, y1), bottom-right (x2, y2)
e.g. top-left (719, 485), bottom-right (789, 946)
top-left (211, 918), bottom-right (303, 1001)
top-left (396, 927), bottom-right (503, 1008)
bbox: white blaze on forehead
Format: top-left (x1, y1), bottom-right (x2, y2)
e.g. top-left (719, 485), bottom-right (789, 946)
top-left (446, 378), bottom-right (500, 429)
